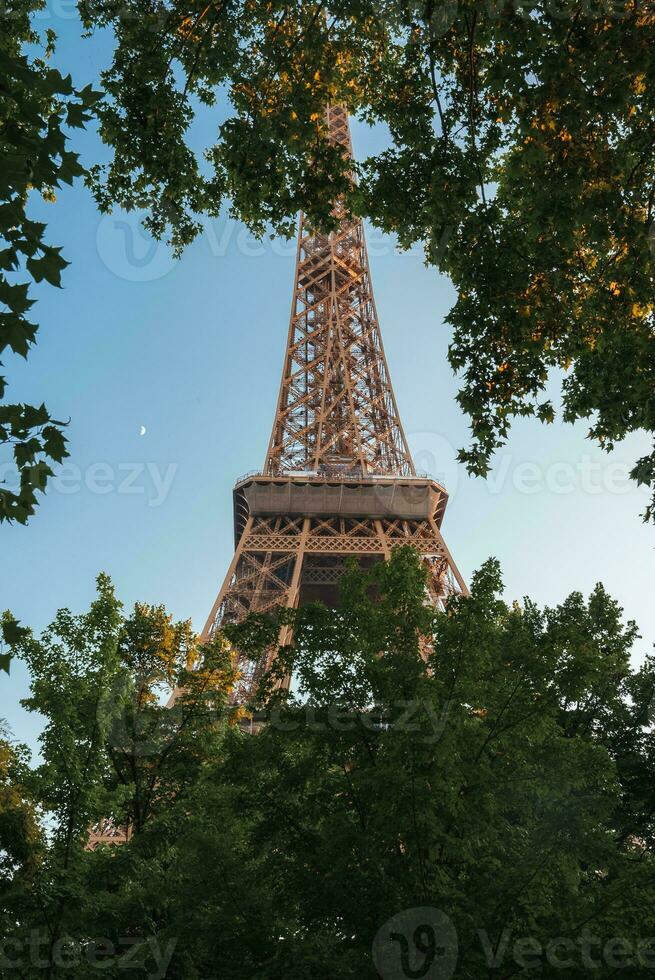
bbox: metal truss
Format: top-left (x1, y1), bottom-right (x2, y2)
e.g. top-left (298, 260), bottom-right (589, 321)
top-left (206, 513), bottom-right (465, 631)
top-left (201, 105), bottom-right (468, 704)
top-left (204, 507), bottom-right (467, 701)
top-left (265, 105), bottom-right (414, 478)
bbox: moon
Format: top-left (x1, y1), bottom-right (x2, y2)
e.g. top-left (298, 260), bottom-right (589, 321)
top-left (139, 425), bottom-right (147, 437)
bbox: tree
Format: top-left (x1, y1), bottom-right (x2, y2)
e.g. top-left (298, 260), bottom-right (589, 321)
top-left (79, 0), bottom-right (655, 519)
top-left (1, 575), bottom-right (235, 977)
top-left (4, 550), bottom-right (654, 977)
top-left (1, 0), bottom-right (98, 523)
top-left (209, 548), bottom-right (655, 977)
top-left (0, 729), bottom-right (41, 932)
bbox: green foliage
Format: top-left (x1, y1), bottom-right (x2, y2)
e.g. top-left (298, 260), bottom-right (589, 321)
top-left (217, 549), bottom-right (655, 976)
top-left (81, 0), bottom-right (655, 518)
top-left (0, 0), bottom-right (99, 523)
top-left (0, 733), bottom-right (42, 962)
top-left (2, 551), bottom-right (655, 976)
top-left (1, 575), bottom-right (235, 976)
top-left (0, 611), bottom-right (29, 677)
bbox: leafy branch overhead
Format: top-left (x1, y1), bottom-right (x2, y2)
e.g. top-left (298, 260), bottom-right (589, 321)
top-left (82, 0), bottom-right (655, 518)
top-left (0, 2), bottom-right (99, 524)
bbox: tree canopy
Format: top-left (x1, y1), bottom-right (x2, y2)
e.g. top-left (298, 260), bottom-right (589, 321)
top-left (78, 0), bottom-right (655, 519)
top-left (0, 0), bottom-right (98, 523)
top-left (2, 548), bottom-right (655, 976)
top-left (4, 1), bottom-right (654, 523)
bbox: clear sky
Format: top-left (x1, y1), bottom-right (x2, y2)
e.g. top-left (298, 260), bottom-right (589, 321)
top-left (2, 3), bottom-right (654, 748)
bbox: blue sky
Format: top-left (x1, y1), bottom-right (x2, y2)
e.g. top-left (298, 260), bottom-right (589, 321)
top-left (2, 3), bottom-right (654, 748)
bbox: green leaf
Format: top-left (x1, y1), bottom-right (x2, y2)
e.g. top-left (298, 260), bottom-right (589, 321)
top-left (26, 248), bottom-right (69, 288)
top-left (42, 424), bottom-right (68, 463)
top-left (1, 613), bottom-right (29, 647)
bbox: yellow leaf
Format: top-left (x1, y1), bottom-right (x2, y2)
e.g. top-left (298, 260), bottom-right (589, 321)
top-left (633, 73), bottom-right (646, 95)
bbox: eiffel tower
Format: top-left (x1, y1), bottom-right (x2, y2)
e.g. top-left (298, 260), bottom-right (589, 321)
top-left (203, 105), bottom-right (467, 699)
top-left (88, 107), bottom-right (468, 848)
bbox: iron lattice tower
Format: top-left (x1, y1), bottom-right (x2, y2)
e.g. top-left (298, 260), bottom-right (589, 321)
top-left (203, 106), bottom-right (467, 698)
